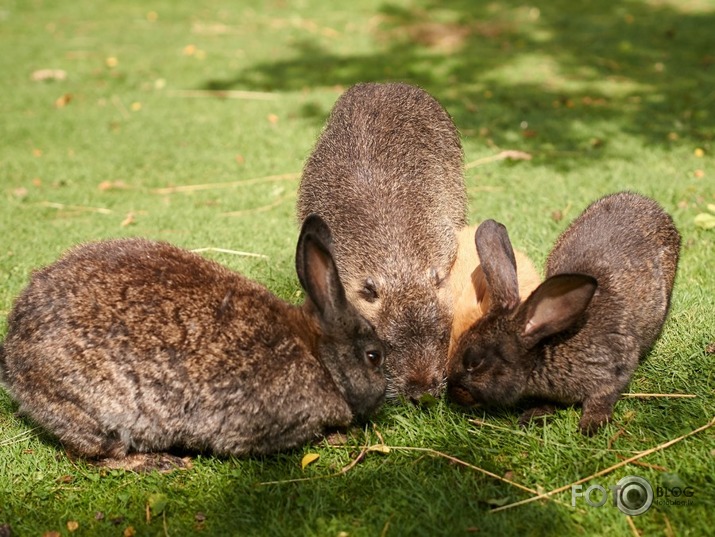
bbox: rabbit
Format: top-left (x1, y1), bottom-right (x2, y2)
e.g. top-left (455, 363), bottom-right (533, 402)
top-left (448, 223), bottom-right (542, 359)
top-left (297, 82), bottom-right (467, 400)
top-left (447, 192), bottom-right (681, 434)
top-left (0, 214), bottom-right (387, 466)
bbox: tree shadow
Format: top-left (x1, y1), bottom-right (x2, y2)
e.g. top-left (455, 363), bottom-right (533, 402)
top-left (202, 0), bottom-right (714, 166)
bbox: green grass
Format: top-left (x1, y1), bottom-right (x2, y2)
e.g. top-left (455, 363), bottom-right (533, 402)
top-left (1, 0), bottom-right (714, 535)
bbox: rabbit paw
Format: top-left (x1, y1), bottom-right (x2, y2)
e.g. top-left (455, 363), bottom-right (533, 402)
top-left (518, 404), bottom-right (557, 428)
top-left (95, 453), bottom-right (193, 473)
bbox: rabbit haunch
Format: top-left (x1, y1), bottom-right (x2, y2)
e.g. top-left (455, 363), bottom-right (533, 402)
top-left (0, 215), bottom-right (386, 459)
top-left (448, 192), bottom-right (680, 434)
top-left (298, 82), bottom-right (467, 400)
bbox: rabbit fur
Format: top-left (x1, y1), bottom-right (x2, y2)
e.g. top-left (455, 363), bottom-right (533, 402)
top-left (0, 214), bottom-right (386, 460)
top-left (298, 82), bottom-right (467, 400)
top-left (449, 223), bottom-right (541, 359)
top-left (448, 192), bottom-right (680, 434)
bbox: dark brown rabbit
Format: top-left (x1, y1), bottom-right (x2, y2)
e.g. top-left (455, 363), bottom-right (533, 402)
top-left (0, 214), bottom-right (386, 465)
top-left (298, 82), bottom-right (467, 400)
top-left (448, 192), bottom-right (680, 434)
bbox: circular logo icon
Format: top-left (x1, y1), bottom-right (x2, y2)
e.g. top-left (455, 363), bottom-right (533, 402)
top-left (615, 476), bottom-right (654, 516)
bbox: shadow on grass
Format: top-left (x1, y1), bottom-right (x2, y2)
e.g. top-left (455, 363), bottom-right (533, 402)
top-left (202, 0), bottom-right (714, 164)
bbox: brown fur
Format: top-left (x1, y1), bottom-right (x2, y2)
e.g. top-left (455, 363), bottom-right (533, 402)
top-left (448, 192), bottom-right (681, 434)
top-left (297, 82), bottom-right (467, 399)
top-left (0, 215), bottom-right (386, 460)
top-left (448, 224), bottom-right (541, 358)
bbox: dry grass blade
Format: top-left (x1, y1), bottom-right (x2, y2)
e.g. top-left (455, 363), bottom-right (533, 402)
top-left (621, 393), bottom-right (696, 398)
top-left (37, 201), bottom-right (112, 214)
top-left (166, 89), bottom-right (279, 100)
top-left (152, 173), bottom-right (300, 195)
top-left (258, 441), bottom-right (370, 486)
top-left (465, 150), bottom-right (532, 169)
top-left (0, 427), bottom-right (40, 447)
top-left (222, 193), bottom-right (295, 217)
top-left (491, 415), bottom-right (715, 513)
top-left (626, 516), bottom-right (639, 537)
top-left (190, 247), bottom-right (268, 259)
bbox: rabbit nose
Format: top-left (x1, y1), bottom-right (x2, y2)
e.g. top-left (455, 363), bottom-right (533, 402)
top-left (404, 374), bottom-right (444, 403)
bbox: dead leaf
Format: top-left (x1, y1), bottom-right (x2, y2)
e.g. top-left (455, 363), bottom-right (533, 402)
top-left (131, 102), bottom-right (142, 111)
top-left (551, 210), bottom-right (563, 222)
top-left (12, 187), bottom-right (28, 199)
top-left (324, 431), bottom-right (348, 446)
top-left (705, 342), bottom-right (715, 354)
top-left (31, 69), bottom-right (67, 82)
top-left (267, 113), bottom-right (279, 124)
top-left (106, 57), bottom-right (118, 68)
top-left (235, 154), bottom-right (245, 165)
top-left (98, 180), bottom-right (127, 191)
top-left (95, 512), bottom-right (105, 521)
top-left (183, 44), bottom-right (197, 56)
top-left (33, 148), bottom-right (43, 157)
top-left (694, 169), bottom-right (705, 178)
top-left (301, 453), bottom-right (320, 469)
top-left (694, 148), bottom-right (705, 157)
top-left (54, 94), bottom-right (72, 108)
top-left (32, 178), bottom-right (42, 187)
top-left (42, 532), bottom-right (60, 537)
top-left (503, 470), bottom-right (514, 481)
top-left (367, 444), bottom-right (391, 454)
top-left (120, 213), bottom-right (135, 227)
top-left (694, 213), bottom-right (715, 229)
top-left (123, 526), bottom-right (136, 537)
top-left (57, 474), bottom-right (74, 484)
top-left (66, 520), bottom-right (79, 532)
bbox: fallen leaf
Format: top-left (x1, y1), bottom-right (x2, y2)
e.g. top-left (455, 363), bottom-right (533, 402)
top-left (42, 533), bottom-right (60, 537)
top-left (120, 212), bottom-right (135, 227)
top-left (367, 444), bottom-right (391, 454)
top-left (31, 69), bottom-right (67, 82)
top-left (235, 154), bottom-right (245, 165)
top-left (694, 148), bottom-right (705, 157)
top-left (195, 512), bottom-right (207, 523)
top-left (147, 11), bottom-right (158, 22)
top-left (301, 453), bottom-right (320, 469)
top-left (33, 148), bottom-right (43, 157)
top-left (12, 187), bottom-right (28, 199)
top-left (694, 213), bottom-right (715, 229)
top-left (98, 180), bottom-right (127, 191)
top-left (57, 474), bottom-right (74, 484)
top-left (324, 431), bottom-right (348, 446)
top-left (32, 178), bottom-right (42, 187)
top-left (503, 470), bottom-right (514, 481)
top-left (123, 527), bottom-right (135, 537)
top-left (267, 113), bottom-right (279, 124)
top-left (551, 210), bottom-right (563, 222)
top-left (131, 102), bottom-right (142, 111)
top-left (106, 57), bottom-right (118, 68)
top-left (95, 512), bottom-right (105, 521)
top-left (183, 44), bottom-right (197, 56)
top-left (66, 520), bottom-right (79, 532)
top-left (54, 93), bottom-right (72, 108)
top-left (694, 169), bottom-right (705, 178)
top-left (705, 342), bottom-right (715, 355)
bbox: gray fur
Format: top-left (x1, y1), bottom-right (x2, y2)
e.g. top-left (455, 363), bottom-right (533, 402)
top-left (297, 82), bottom-right (467, 400)
top-left (0, 214), bottom-right (386, 459)
top-left (448, 192), bottom-right (681, 434)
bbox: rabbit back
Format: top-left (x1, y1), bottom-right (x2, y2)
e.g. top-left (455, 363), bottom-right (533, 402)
top-left (546, 191), bottom-right (680, 355)
top-left (1, 239), bottom-right (353, 458)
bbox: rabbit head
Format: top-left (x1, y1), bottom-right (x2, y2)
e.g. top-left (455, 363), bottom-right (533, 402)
top-left (447, 220), bottom-right (597, 408)
top-left (297, 214), bottom-right (387, 419)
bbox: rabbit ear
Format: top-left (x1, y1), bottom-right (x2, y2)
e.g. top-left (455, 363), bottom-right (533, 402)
top-left (475, 219), bottom-right (520, 311)
top-left (519, 274), bottom-right (597, 349)
top-left (296, 214), bottom-right (348, 319)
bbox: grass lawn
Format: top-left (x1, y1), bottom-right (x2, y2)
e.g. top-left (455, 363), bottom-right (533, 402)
top-left (1, 0), bottom-right (714, 535)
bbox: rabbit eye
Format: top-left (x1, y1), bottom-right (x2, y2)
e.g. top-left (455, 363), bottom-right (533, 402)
top-left (364, 348), bottom-right (384, 368)
top-left (463, 348), bottom-right (484, 373)
top-left (359, 277), bottom-right (379, 302)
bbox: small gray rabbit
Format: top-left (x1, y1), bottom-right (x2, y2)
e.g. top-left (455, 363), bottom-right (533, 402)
top-left (448, 192), bottom-right (681, 434)
top-left (0, 214), bottom-right (386, 465)
top-left (298, 82), bottom-right (467, 400)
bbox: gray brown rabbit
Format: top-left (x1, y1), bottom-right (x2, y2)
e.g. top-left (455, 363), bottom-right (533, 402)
top-left (448, 192), bottom-right (681, 434)
top-left (0, 214), bottom-right (386, 464)
top-left (298, 82), bottom-right (467, 400)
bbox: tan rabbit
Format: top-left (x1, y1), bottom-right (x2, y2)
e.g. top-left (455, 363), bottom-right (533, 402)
top-left (448, 193), bottom-right (680, 434)
top-left (298, 82), bottom-right (467, 400)
top-left (0, 214), bottom-right (386, 465)
top-left (448, 223), bottom-right (541, 358)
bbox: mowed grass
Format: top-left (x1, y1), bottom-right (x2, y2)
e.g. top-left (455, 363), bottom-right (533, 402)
top-left (1, 0), bottom-right (714, 535)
